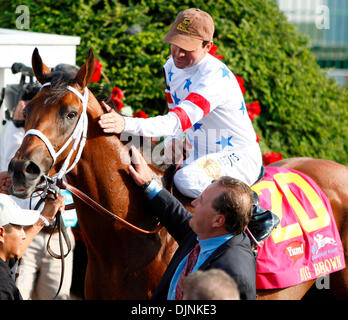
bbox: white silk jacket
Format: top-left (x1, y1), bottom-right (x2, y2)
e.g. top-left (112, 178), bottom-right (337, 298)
top-left (124, 53), bottom-right (261, 161)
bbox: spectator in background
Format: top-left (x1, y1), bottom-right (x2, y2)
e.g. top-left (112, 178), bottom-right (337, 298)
top-left (182, 268), bottom-right (240, 300)
top-left (0, 84), bottom-right (40, 178)
top-left (0, 193), bottom-right (64, 300)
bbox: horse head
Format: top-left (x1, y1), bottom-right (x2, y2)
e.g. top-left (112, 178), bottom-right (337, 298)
top-left (9, 48), bottom-right (95, 198)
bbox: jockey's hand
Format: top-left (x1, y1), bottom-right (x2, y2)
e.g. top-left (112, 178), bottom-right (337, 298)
top-left (41, 193), bottom-right (65, 222)
top-left (0, 171), bottom-right (11, 194)
top-left (98, 101), bottom-right (125, 134)
top-left (164, 138), bottom-right (192, 164)
top-left (128, 146), bottom-right (153, 187)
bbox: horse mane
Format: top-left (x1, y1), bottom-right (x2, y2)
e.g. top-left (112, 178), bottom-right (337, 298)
top-left (40, 71), bottom-right (77, 104)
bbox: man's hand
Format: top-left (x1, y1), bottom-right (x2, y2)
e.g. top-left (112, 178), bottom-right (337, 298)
top-left (41, 193), bottom-right (65, 222)
top-left (98, 101), bottom-right (125, 134)
top-left (0, 171), bottom-right (11, 194)
top-left (128, 146), bottom-right (153, 186)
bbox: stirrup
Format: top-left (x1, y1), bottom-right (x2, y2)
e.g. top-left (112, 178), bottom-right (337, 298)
top-left (247, 192), bottom-right (280, 244)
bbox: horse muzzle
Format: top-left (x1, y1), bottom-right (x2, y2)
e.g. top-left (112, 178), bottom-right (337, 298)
top-left (8, 158), bottom-right (44, 198)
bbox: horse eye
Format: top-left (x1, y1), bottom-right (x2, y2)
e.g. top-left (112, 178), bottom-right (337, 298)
top-left (67, 111), bottom-right (78, 120)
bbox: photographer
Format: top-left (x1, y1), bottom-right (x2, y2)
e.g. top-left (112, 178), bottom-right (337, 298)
top-left (0, 83), bottom-right (40, 174)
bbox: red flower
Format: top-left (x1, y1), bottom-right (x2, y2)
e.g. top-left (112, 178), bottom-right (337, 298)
top-left (133, 110), bottom-right (148, 118)
top-left (255, 132), bottom-right (260, 143)
top-left (111, 97), bottom-right (124, 111)
top-left (91, 58), bottom-right (102, 82)
top-left (208, 45), bottom-right (224, 60)
top-left (111, 86), bottom-right (125, 111)
top-left (235, 75), bottom-right (245, 94)
top-left (246, 101), bottom-right (261, 121)
top-left (263, 152), bottom-right (282, 166)
top-left (111, 86), bottom-right (124, 100)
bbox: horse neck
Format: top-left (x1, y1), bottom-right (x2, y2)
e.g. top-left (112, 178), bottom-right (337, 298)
top-left (66, 95), bottom-right (158, 237)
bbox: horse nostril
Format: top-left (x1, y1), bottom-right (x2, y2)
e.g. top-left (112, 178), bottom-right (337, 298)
top-left (25, 161), bottom-right (41, 176)
top-left (8, 159), bottom-right (42, 182)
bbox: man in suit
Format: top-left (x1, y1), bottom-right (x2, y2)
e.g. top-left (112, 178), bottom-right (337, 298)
top-left (128, 146), bottom-right (256, 300)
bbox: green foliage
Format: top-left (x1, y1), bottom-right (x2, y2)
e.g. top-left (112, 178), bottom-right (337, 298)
top-left (2, 0), bottom-right (348, 163)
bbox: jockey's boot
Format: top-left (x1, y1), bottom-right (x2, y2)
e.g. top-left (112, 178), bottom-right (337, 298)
top-left (248, 191), bottom-right (280, 243)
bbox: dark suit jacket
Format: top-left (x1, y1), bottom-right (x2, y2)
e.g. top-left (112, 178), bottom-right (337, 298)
top-left (149, 189), bottom-right (256, 300)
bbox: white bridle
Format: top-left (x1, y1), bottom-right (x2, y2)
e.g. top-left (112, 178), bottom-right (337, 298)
top-left (24, 82), bottom-right (89, 181)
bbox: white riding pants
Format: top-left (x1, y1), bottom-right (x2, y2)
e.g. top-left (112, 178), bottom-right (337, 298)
top-left (174, 146), bottom-right (262, 198)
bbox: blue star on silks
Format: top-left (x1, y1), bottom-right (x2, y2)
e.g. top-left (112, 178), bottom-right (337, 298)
top-left (184, 78), bottom-right (192, 91)
top-left (239, 101), bottom-right (246, 115)
top-left (168, 71), bottom-right (174, 81)
top-left (193, 122), bottom-right (203, 131)
top-left (216, 136), bottom-right (233, 149)
top-left (173, 92), bottom-right (181, 105)
top-left (221, 66), bottom-right (230, 78)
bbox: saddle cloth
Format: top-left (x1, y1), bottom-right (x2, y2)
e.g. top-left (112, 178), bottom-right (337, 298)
top-left (252, 166), bottom-right (345, 289)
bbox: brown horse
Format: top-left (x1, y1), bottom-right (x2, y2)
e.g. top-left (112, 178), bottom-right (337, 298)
top-left (8, 49), bottom-right (348, 300)
top-left (9, 49), bottom-right (176, 299)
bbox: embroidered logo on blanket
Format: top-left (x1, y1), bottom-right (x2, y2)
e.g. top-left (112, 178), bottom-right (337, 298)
top-left (252, 167), bottom-right (345, 289)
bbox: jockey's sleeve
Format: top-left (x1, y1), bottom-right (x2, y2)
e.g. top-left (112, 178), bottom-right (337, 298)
top-left (123, 112), bottom-right (182, 138)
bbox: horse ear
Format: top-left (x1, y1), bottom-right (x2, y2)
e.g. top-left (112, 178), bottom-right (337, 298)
top-left (75, 49), bottom-right (95, 89)
top-left (32, 48), bottom-right (51, 84)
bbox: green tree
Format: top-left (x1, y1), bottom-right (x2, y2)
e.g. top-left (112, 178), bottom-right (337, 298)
top-left (2, 0), bottom-right (348, 163)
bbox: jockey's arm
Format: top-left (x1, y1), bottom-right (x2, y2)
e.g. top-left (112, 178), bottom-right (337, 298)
top-left (124, 112), bottom-right (182, 138)
top-left (98, 101), bottom-right (182, 138)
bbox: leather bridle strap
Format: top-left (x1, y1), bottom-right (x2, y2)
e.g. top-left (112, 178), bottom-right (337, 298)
top-left (57, 180), bottom-right (163, 235)
top-left (47, 211), bottom-right (71, 299)
top-left (33, 194), bottom-right (72, 299)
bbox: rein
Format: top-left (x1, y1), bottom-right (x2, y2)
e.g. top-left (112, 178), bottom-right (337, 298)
top-left (31, 180), bottom-right (71, 300)
top-left (57, 179), bottom-right (163, 235)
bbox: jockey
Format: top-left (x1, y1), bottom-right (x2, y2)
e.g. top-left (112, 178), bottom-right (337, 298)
top-left (99, 8), bottom-right (279, 242)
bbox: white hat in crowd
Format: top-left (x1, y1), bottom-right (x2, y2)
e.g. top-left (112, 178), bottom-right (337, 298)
top-left (0, 194), bottom-right (40, 227)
